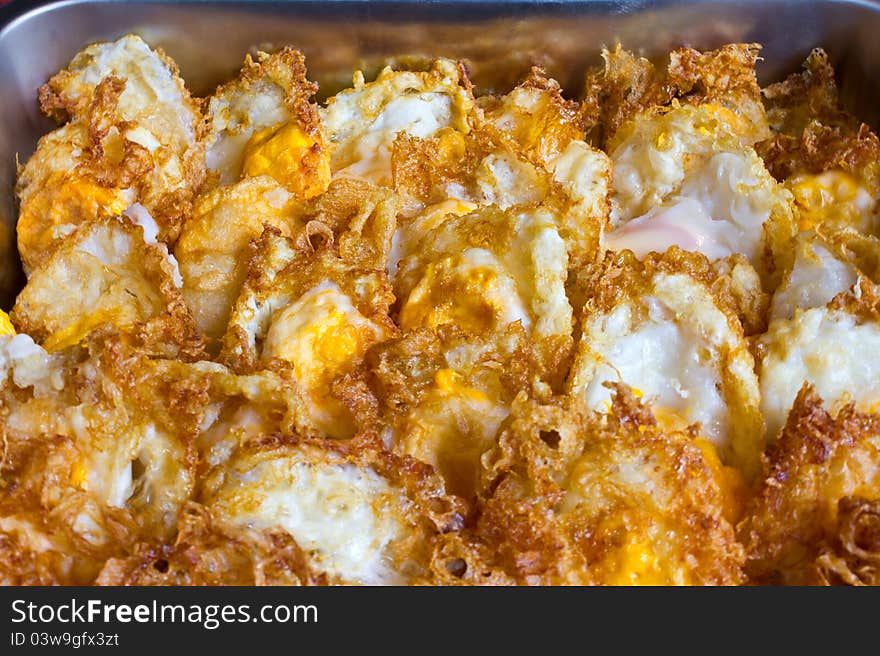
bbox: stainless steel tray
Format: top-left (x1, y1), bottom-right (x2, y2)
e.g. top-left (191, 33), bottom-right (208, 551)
top-left (1, 0), bottom-right (879, 306)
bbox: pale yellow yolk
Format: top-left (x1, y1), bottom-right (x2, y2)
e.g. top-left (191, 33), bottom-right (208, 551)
top-left (402, 368), bottom-right (503, 498)
top-left (241, 123), bottom-right (331, 199)
top-left (786, 171), bottom-right (875, 232)
top-left (699, 104), bottom-right (748, 136)
top-left (565, 457), bottom-right (669, 585)
top-left (651, 104), bottom-right (745, 151)
top-left (649, 405), bottom-right (691, 433)
top-left (632, 399), bottom-right (747, 523)
top-left (418, 199), bottom-right (479, 234)
top-left (262, 286), bottom-right (386, 439)
top-left (0, 310), bottom-right (14, 336)
top-left (400, 266), bottom-right (499, 332)
top-left (431, 126), bottom-right (468, 163)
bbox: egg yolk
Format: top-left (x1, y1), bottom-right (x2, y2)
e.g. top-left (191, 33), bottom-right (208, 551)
top-left (42, 310), bottom-right (118, 353)
top-left (261, 286), bottom-right (387, 440)
top-left (637, 401), bottom-right (747, 523)
top-left (604, 535), bottom-right (666, 586)
top-left (268, 306), bottom-right (365, 387)
top-left (0, 310), bottom-right (15, 337)
top-left (70, 460), bottom-right (89, 488)
top-left (417, 199), bottom-right (478, 233)
top-left (694, 437), bottom-right (748, 524)
top-left (403, 369), bottom-right (502, 498)
top-left (241, 123), bottom-right (331, 199)
top-left (649, 405), bottom-right (691, 433)
top-left (400, 262), bottom-right (518, 333)
top-left (434, 368), bottom-right (489, 403)
top-left (18, 173), bottom-right (129, 269)
top-left (786, 171), bottom-right (874, 232)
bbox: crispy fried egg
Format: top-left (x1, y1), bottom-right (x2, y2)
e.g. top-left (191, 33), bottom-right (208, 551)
top-left (368, 326), bottom-right (539, 499)
top-left (203, 443), bottom-right (417, 585)
top-left (222, 231), bottom-right (394, 438)
top-left (760, 306), bottom-right (880, 440)
top-left (769, 233), bottom-right (859, 322)
top-left (12, 217), bottom-right (198, 357)
top-left (396, 205), bottom-right (571, 375)
top-left (447, 393), bottom-right (744, 585)
top-left (786, 171), bottom-right (877, 234)
top-left (260, 281), bottom-right (390, 437)
top-left (321, 60), bottom-right (474, 186)
top-left (17, 35), bottom-right (204, 273)
top-left (741, 387), bottom-right (880, 584)
top-left (0, 339), bottom-right (201, 583)
top-left (175, 176), bottom-right (297, 340)
top-left (604, 104), bottom-right (794, 273)
top-left (205, 48), bottom-right (329, 196)
top-left (759, 233), bottom-right (880, 439)
top-left (568, 252), bottom-right (763, 475)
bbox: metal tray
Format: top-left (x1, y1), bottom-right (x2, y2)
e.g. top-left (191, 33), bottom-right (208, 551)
top-left (1, 0), bottom-right (880, 306)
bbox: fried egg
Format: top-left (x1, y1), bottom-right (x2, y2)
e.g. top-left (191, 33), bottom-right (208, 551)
top-left (202, 440), bottom-right (442, 585)
top-left (604, 104), bottom-right (794, 275)
top-left (12, 217), bottom-right (198, 357)
top-left (39, 35), bottom-right (198, 142)
top-left (478, 70), bottom-right (612, 266)
top-left (15, 124), bottom-right (132, 273)
top-left (741, 387), bottom-right (880, 584)
top-left (480, 69), bottom-right (584, 168)
top-left (387, 79), bottom-right (611, 273)
top-left (769, 233), bottom-right (859, 322)
top-left (321, 60), bottom-right (474, 186)
top-left (386, 129), bottom-right (552, 279)
top-left (760, 306), bottom-right (880, 440)
top-left (786, 171), bottom-right (878, 234)
top-left (222, 231), bottom-right (394, 438)
top-left (175, 176), bottom-right (297, 340)
top-left (454, 393), bottom-right (744, 585)
top-left (368, 326), bottom-right (540, 500)
top-left (567, 252), bottom-right (763, 475)
top-left (759, 232), bottom-right (880, 439)
top-left (204, 48), bottom-right (330, 196)
top-left (17, 35), bottom-right (204, 272)
top-left (0, 338), bottom-right (201, 583)
top-left (260, 281), bottom-right (389, 437)
top-left (396, 205), bottom-right (572, 375)
top-left (402, 368), bottom-right (509, 497)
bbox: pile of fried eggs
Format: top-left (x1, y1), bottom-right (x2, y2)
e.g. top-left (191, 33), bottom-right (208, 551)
top-left (2, 37), bottom-right (879, 586)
